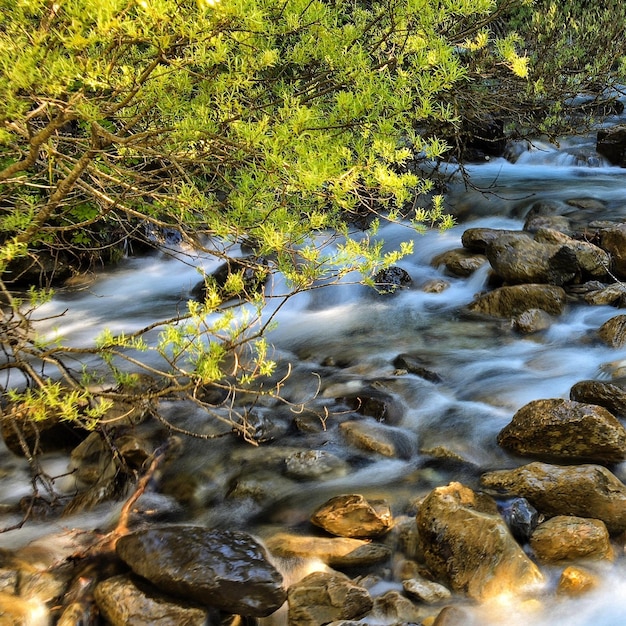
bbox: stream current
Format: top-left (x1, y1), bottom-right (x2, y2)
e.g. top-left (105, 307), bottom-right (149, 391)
top-left (3, 132), bottom-right (626, 624)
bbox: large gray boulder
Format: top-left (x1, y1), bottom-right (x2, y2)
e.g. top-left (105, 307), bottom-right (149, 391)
top-left (416, 482), bottom-right (544, 601)
top-left (497, 398), bottom-right (626, 464)
top-left (115, 526), bottom-right (286, 617)
top-left (481, 462), bottom-right (626, 534)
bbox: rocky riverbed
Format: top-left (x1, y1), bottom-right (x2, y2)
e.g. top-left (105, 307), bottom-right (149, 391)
top-left (3, 130), bottom-right (626, 624)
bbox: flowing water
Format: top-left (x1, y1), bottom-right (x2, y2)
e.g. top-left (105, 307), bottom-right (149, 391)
top-left (3, 130), bottom-right (626, 624)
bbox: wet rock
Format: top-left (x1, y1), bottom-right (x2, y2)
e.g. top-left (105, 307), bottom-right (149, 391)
top-left (600, 224), bottom-right (626, 278)
top-left (431, 249), bottom-right (488, 277)
top-left (432, 605), bottom-right (474, 626)
top-left (284, 450), bottom-right (349, 481)
top-left (265, 533), bottom-right (392, 568)
top-left (598, 314), bottom-right (626, 347)
top-left (403, 576), bottom-right (452, 604)
top-left (370, 589), bottom-right (424, 623)
top-left (579, 281), bottom-right (626, 306)
top-left (570, 380), bottom-right (626, 419)
top-left (340, 388), bottom-right (405, 425)
top-left (468, 284), bottom-right (567, 318)
top-left (556, 566), bottom-right (600, 596)
top-left (421, 278), bottom-right (450, 293)
top-left (534, 228), bottom-right (610, 279)
top-left (485, 232), bottom-right (577, 285)
top-left (287, 571), bottom-right (373, 625)
top-left (504, 139), bottom-right (531, 163)
top-left (524, 214), bottom-right (572, 234)
top-left (372, 266), bottom-right (412, 294)
top-left (529, 516), bottom-right (613, 563)
top-left (497, 398), bottom-right (626, 464)
top-left (512, 308), bottom-right (553, 334)
top-left (339, 420), bottom-right (416, 459)
top-left (481, 462), bottom-right (626, 534)
top-left (416, 482), bottom-right (544, 601)
top-left (310, 494), bottom-right (393, 539)
top-left (461, 228), bottom-right (520, 253)
top-left (116, 526), bottom-right (286, 617)
top-left (94, 575), bottom-right (210, 626)
top-left (597, 125), bottom-right (626, 167)
top-left (191, 256), bottom-right (268, 302)
top-left (393, 354), bottom-right (442, 383)
top-left (498, 497), bottom-right (540, 543)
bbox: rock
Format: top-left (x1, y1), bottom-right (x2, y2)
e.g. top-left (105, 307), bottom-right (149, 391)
top-left (94, 575), bottom-right (210, 626)
top-left (570, 380), bottom-right (626, 418)
top-left (421, 278), bottom-right (450, 293)
top-left (461, 228), bottom-right (520, 253)
top-left (496, 398), bottom-right (626, 464)
top-left (431, 249), bottom-right (488, 277)
top-left (485, 232), bottom-right (577, 285)
top-left (0, 592), bottom-right (50, 626)
top-left (498, 497), bottom-right (540, 542)
top-left (284, 450), bottom-right (349, 481)
top-left (525, 214), bottom-right (572, 234)
top-left (339, 420), bottom-right (416, 459)
top-left (393, 354), bottom-right (442, 383)
top-left (340, 388), bottom-right (405, 425)
top-left (310, 494), bottom-right (393, 538)
top-left (600, 224), bottom-right (626, 278)
top-left (372, 266), bottom-right (412, 294)
top-left (598, 315), bottom-right (626, 347)
top-left (556, 566), bottom-right (600, 596)
top-left (512, 308), bottom-right (553, 334)
top-left (416, 482), bottom-right (544, 601)
top-left (504, 139), bottom-right (531, 163)
top-left (191, 256), bottom-right (268, 301)
top-left (432, 605), bottom-right (474, 626)
top-left (529, 516), bottom-right (613, 563)
top-left (582, 282), bottom-right (626, 306)
top-left (468, 284), bottom-right (567, 318)
top-left (370, 590), bottom-right (425, 624)
top-left (287, 571), bottom-right (372, 625)
top-left (597, 125), bottom-right (626, 167)
top-left (481, 462), bottom-right (626, 534)
top-left (265, 533), bottom-right (392, 568)
top-left (403, 577), bottom-right (452, 604)
top-left (115, 526), bottom-right (286, 617)
top-left (534, 229), bottom-right (610, 279)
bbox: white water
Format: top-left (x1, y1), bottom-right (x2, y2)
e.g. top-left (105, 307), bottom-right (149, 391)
top-left (4, 131), bottom-right (626, 624)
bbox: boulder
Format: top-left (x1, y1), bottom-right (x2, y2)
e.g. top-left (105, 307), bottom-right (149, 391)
top-left (485, 232), bottom-right (577, 285)
top-left (115, 526), bottom-right (286, 617)
top-left (597, 125), bottom-right (626, 167)
top-left (370, 590), bottom-right (425, 624)
top-left (600, 224), bottom-right (626, 278)
top-left (94, 575), bottom-right (210, 626)
top-left (556, 566), bottom-right (600, 596)
top-left (481, 462), bottom-right (626, 534)
top-left (284, 450), bottom-right (349, 481)
top-left (415, 482), bottom-right (544, 601)
top-left (529, 516), bottom-right (613, 563)
top-left (461, 228), bottom-right (520, 253)
top-left (287, 571), bottom-right (372, 625)
top-left (496, 398), bottom-right (626, 464)
top-left (372, 266), bottom-right (412, 294)
top-left (339, 420), bottom-right (416, 459)
top-left (339, 388), bottom-right (405, 425)
top-left (431, 249), bottom-right (488, 277)
top-left (403, 577), bottom-right (452, 604)
top-left (580, 282), bottom-right (626, 306)
top-left (570, 380), bottom-right (626, 419)
top-left (512, 308), bottom-right (553, 334)
top-left (265, 533), bottom-right (392, 568)
top-left (468, 284), bottom-right (567, 318)
top-left (534, 229), bottom-right (610, 280)
top-left (598, 315), bottom-right (626, 347)
top-left (311, 494), bottom-right (393, 538)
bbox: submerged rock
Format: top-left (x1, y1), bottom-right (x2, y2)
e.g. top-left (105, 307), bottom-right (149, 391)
top-left (481, 462), bottom-right (626, 534)
top-left (416, 482), bottom-right (544, 601)
top-left (115, 526), bottom-right (286, 617)
top-left (339, 420), bottom-right (416, 459)
top-left (512, 308), bottom-right (553, 334)
top-left (310, 494), bottom-right (393, 539)
top-left (529, 516), bottom-right (613, 563)
top-left (287, 571), bottom-right (373, 626)
top-left (497, 398), bottom-right (626, 464)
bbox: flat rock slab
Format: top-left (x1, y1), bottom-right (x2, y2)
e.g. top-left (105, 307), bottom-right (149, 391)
top-left (115, 526), bottom-right (286, 617)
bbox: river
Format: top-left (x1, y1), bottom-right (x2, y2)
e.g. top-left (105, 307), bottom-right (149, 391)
top-left (3, 130), bottom-right (626, 624)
